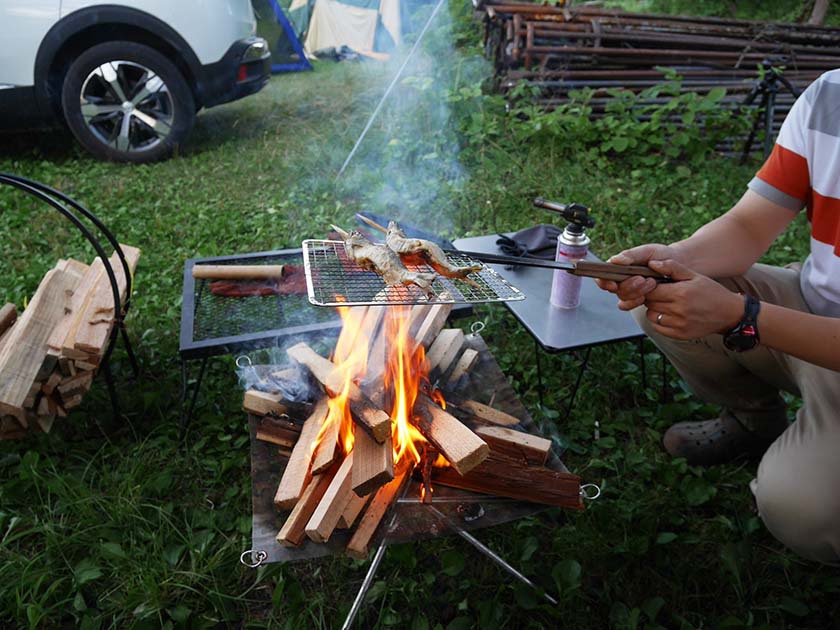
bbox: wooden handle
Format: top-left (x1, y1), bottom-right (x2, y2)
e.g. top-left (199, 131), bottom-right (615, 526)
top-left (192, 264), bottom-right (285, 280)
top-left (572, 261), bottom-right (670, 282)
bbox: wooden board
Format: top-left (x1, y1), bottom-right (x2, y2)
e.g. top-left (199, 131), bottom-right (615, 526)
top-left (55, 258), bottom-right (105, 359)
top-left (0, 304), bottom-right (16, 338)
top-left (447, 348), bottom-right (479, 386)
top-left (73, 245), bottom-right (141, 355)
top-left (432, 451), bottom-right (583, 509)
top-left (475, 425), bottom-right (551, 466)
top-left (414, 304), bottom-right (452, 349)
top-left (345, 461), bottom-right (413, 559)
top-left (351, 427), bottom-right (394, 496)
top-left (274, 399), bottom-right (329, 510)
top-left (413, 394), bottom-right (489, 476)
top-left (277, 463), bottom-right (339, 547)
top-left (425, 328), bottom-right (465, 374)
top-left (305, 454), bottom-right (355, 543)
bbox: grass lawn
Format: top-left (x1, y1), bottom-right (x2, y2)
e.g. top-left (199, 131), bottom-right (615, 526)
top-left (1, 3), bottom-right (839, 628)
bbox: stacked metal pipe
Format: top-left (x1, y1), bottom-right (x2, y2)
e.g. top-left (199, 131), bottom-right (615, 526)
top-left (482, 2), bottom-right (840, 154)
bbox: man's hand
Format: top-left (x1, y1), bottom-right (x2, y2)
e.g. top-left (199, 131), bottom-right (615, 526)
top-left (595, 243), bottom-right (680, 310)
top-left (643, 259), bottom-right (744, 339)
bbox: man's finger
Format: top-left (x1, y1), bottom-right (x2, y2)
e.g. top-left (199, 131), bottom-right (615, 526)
top-left (648, 258), bottom-right (693, 282)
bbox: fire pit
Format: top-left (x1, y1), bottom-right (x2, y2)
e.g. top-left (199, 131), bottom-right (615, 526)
top-left (243, 302), bottom-right (597, 621)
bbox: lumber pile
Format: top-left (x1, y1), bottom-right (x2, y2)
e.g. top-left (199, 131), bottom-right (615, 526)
top-left (246, 303), bottom-right (582, 559)
top-left (0, 246), bottom-right (140, 439)
top-left (482, 2), bottom-right (840, 153)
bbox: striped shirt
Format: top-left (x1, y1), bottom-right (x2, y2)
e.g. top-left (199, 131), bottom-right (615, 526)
top-left (748, 69), bottom-right (840, 317)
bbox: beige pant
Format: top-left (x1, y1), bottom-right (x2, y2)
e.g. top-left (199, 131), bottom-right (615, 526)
top-left (634, 263), bottom-right (840, 565)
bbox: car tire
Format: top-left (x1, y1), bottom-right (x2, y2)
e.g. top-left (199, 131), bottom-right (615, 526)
top-left (61, 41), bottom-right (195, 162)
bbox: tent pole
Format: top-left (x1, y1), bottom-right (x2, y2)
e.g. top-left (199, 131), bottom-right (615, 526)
top-left (337, 0), bottom-right (448, 177)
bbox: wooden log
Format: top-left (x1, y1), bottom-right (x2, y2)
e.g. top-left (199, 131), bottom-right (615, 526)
top-left (475, 425), bottom-right (551, 466)
top-left (73, 245), bottom-right (141, 356)
top-left (305, 453), bottom-right (355, 543)
top-left (62, 394), bottom-right (83, 410)
top-left (0, 268), bottom-right (78, 420)
top-left (35, 413), bottom-right (55, 434)
top-left (243, 389), bottom-right (301, 418)
top-left (310, 406), bottom-right (340, 475)
top-left (255, 428), bottom-right (297, 449)
top-left (432, 451), bottom-right (583, 510)
top-left (446, 348), bottom-right (479, 386)
top-left (425, 328), bottom-right (465, 374)
top-left (57, 371), bottom-right (94, 397)
top-left (55, 258), bottom-right (105, 359)
top-left (191, 264), bottom-right (284, 280)
top-left (286, 342), bottom-right (390, 442)
top-left (346, 460), bottom-right (414, 559)
top-left (253, 413), bottom-right (301, 443)
top-left (450, 399), bottom-right (521, 426)
top-left (414, 304), bottom-right (453, 348)
top-left (351, 427), bottom-right (395, 496)
top-left (274, 398), bottom-right (329, 510)
top-left (413, 395), bottom-right (489, 476)
top-left (407, 304), bottom-right (432, 338)
top-left (338, 491), bottom-right (371, 529)
top-left (58, 357), bottom-right (76, 377)
top-left (276, 462), bottom-right (339, 547)
top-left (0, 304), bottom-right (16, 337)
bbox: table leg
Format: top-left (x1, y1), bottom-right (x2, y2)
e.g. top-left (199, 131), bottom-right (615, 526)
top-left (180, 356), bottom-right (208, 440)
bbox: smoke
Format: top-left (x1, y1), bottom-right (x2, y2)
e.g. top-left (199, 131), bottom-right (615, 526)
top-left (335, 1), bottom-right (488, 237)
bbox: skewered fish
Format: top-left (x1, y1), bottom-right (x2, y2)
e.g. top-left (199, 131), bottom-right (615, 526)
top-left (384, 221), bottom-right (483, 287)
top-left (331, 225), bottom-right (437, 294)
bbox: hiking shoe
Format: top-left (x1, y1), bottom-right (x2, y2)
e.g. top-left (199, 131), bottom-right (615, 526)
top-left (662, 411), bottom-right (785, 467)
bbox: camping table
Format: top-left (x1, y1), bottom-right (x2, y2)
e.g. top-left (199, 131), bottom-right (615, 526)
top-left (453, 234), bottom-right (646, 416)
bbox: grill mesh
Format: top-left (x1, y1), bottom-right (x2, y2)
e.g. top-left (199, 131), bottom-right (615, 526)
top-left (303, 240), bottom-right (525, 307)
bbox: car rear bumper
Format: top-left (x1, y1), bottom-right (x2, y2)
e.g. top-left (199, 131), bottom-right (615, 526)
top-left (198, 37), bottom-right (271, 108)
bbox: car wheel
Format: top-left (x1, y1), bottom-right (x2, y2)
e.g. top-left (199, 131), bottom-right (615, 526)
top-left (61, 41), bottom-right (195, 162)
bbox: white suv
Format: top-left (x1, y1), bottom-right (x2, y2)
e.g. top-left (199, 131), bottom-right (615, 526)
top-left (0, 1), bottom-right (271, 162)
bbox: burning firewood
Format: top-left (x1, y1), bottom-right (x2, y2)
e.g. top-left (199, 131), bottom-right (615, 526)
top-left (305, 453), bottom-right (355, 543)
top-left (432, 451), bottom-right (583, 510)
top-left (273, 398), bottom-right (329, 510)
top-left (474, 425), bottom-right (551, 466)
top-left (413, 394), bottom-right (489, 476)
top-left (286, 342), bottom-right (391, 443)
top-left (277, 461), bottom-right (340, 547)
top-left (351, 428), bottom-right (394, 496)
top-left (346, 459), bottom-right (415, 559)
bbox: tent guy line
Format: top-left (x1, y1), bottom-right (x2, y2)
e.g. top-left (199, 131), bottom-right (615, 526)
top-left (337, 0), bottom-right (449, 177)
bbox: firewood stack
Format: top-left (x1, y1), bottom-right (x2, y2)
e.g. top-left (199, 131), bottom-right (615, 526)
top-left (0, 246), bottom-right (140, 439)
top-left (244, 303), bottom-right (584, 559)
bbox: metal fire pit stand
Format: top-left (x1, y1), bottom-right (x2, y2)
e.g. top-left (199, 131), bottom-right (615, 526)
top-left (244, 332), bottom-right (598, 625)
top-left (0, 172), bottom-right (139, 420)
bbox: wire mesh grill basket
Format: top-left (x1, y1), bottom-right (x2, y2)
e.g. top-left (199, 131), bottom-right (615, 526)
top-left (303, 240), bottom-right (525, 307)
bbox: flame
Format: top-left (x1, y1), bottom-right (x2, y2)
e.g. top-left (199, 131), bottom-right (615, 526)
top-left (382, 306), bottom-right (430, 464)
top-left (309, 302), bottom-right (450, 485)
top-left (310, 304), bottom-right (369, 457)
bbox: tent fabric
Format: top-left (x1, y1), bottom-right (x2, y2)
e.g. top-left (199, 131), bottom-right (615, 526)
top-left (288, 0), bottom-right (401, 57)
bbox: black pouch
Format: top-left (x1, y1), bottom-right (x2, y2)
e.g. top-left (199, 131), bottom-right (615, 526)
top-left (496, 224), bottom-right (561, 259)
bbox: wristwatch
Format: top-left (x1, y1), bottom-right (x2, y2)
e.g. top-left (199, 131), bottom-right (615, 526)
top-left (723, 294), bottom-right (761, 352)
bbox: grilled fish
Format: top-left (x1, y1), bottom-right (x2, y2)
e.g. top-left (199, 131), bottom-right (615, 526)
top-left (332, 225), bottom-right (437, 294)
top-left (385, 221), bottom-right (483, 287)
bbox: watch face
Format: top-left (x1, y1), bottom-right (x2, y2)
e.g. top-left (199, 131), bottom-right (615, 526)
top-left (724, 325), bottom-right (758, 352)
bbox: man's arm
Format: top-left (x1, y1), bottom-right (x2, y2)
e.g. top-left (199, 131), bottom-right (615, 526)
top-left (668, 188), bottom-right (799, 277)
top-left (598, 189), bottom-right (799, 310)
top-left (639, 259), bottom-right (840, 373)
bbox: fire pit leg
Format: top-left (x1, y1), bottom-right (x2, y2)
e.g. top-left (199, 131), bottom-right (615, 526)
top-left (341, 537), bottom-right (389, 630)
top-left (427, 505), bottom-right (559, 606)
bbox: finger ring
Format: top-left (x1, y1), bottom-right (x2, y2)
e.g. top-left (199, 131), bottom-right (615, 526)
top-left (656, 312), bottom-right (664, 325)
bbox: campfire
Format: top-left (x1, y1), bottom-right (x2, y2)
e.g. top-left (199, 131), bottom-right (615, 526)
top-left (245, 303), bottom-right (585, 559)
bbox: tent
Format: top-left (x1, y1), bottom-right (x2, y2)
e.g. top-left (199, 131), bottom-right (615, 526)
top-left (287, 0), bottom-right (403, 58)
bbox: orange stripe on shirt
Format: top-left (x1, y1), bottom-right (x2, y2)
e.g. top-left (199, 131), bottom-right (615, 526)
top-left (810, 190), bottom-right (840, 254)
top-left (755, 143), bottom-right (810, 202)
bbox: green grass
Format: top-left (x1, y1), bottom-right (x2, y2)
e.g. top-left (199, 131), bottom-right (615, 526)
top-left (1, 3), bottom-right (839, 628)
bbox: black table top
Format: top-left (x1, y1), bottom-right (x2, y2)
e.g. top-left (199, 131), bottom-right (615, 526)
top-left (453, 234), bottom-right (643, 352)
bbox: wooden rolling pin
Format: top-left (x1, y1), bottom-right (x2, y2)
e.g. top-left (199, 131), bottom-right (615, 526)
top-left (191, 264), bottom-right (285, 280)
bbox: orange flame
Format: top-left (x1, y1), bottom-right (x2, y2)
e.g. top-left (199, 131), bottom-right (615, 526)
top-left (382, 306), bottom-right (430, 464)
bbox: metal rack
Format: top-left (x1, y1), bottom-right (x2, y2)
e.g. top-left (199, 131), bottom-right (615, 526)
top-left (0, 172), bottom-right (139, 419)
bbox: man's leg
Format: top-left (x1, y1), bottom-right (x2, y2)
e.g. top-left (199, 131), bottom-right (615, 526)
top-left (751, 356), bottom-right (840, 565)
top-left (633, 263), bottom-right (803, 464)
